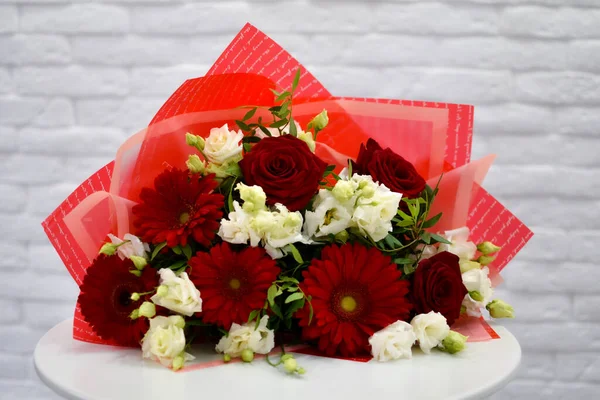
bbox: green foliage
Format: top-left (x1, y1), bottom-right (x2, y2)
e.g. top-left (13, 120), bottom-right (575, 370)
top-left (372, 176), bottom-right (446, 275)
top-left (234, 68), bottom-right (327, 157)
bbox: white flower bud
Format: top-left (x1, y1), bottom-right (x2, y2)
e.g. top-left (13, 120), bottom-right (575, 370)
top-left (138, 301), bottom-right (156, 318)
top-left (186, 154), bottom-right (206, 174)
top-left (486, 299), bottom-right (515, 319)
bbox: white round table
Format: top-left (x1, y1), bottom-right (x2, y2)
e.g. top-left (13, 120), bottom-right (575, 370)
top-left (35, 319), bottom-right (520, 400)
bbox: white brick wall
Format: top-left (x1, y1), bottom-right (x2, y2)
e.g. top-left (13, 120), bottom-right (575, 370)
top-left (0, 1), bottom-right (596, 398)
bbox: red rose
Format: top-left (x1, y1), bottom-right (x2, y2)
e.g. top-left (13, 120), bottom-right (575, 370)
top-left (239, 135), bottom-right (327, 211)
top-left (354, 138), bottom-right (426, 198)
top-left (411, 251), bottom-right (466, 325)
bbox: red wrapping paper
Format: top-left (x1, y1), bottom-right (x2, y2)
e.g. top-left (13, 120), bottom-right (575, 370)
top-left (43, 23), bottom-right (532, 349)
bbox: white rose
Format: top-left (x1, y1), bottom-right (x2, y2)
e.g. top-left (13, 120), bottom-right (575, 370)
top-left (142, 315), bottom-right (194, 368)
top-left (150, 269), bottom-right (202, 316)
top-left (369, 320), bottom-right (416, 362)
top-left (461, 266), bottom-right (493, 316)
top-left (216, 316), bottom-right (275, 357)
top-left (411, 312), bottom-right (450, 354)
top-left (108, 233), bottom-right (150, 260)
top-left (438, 227), bottom-right (477, 261)
top-left (304, 190), bottom-right (352, 238)
top-left (204, 124), bottom-right (244, 165)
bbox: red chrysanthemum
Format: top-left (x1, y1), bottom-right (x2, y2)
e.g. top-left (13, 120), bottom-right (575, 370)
top-left (78, 255), bottom-right (158, 347)
top-left (298, 243), bottom-right (412, 357)
top-left (132, 168), bottom-right (224, 248)
top-left (189, 242), bottom-right (279, 329)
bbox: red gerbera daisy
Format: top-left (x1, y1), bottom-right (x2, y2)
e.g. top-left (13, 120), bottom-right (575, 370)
top-left (298, 243), bottom-right (412, 357)
top-left (78, 255), bottom-right (158, 347)
top-left (132, 168), bottom-right (224, 248)
top-left (189, 242), bottom-right (279, 329)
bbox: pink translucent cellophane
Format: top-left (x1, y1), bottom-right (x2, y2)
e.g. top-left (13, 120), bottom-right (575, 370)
top-left (42, 23), bottom-right (532, 350)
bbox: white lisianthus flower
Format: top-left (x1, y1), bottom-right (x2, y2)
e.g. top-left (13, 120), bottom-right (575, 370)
top-left (331, 179), bottom-right (359, 204)
top-left (461, 266), bottom-right (494, 317)
top-left (352, 177), bottom-right (402, 242)
top-left (203, 124), bottom-right (244, 165)
top-left (142, 315), bottom-right (194, 369)
top-left (304, 190), bottom-right (352, 238)
top-left (215, 316), bottom-right (275, 357)
top-left (438, 227), bottom-right (477, 261)
top-left (218, 201), bottom-right (253, 245)
top-left (108, 233), bottom-right (150, 260)
top-left (261, 204), bottom-right (307, 258)
top-left (219, 196), bottom-right (308, 259)
top-left (411, 311), bottom-right (450, 354)
top-left (237, 183), bottom-right (267, 214)
top-left (369, 320), bottom-right (417, 362)
top-left (150, 269), bottom-right (202, 316)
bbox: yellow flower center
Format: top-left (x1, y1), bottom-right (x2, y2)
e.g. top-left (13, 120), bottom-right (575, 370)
top-left (229, 278), bottom-right (241, 290)
top-left (179, 212), bottom-right (190, 224)
top-left (340, 296), bottom-right (357, 313)
top-left (324, 209), bottom-right (337, 226)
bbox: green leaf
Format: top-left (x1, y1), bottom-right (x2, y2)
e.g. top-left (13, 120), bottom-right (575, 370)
top-left (172, 246), bottom-right (182, 255)
top-left (289, 117), bottom-right (297, 136)
top-left (269, 119), bottom-right (288, 129)
top-left (421, 231), bottom-right (432, 244)
top-left (247, 309), bottom-right (260, 323)
top-left (286, 286), bottom-right (299, 292)
top-left (242, 135), bottom-right (261, 143)
top-left (308, 298), bottom-right (314, 325)
top-left (276, 91), bottom-right (291, 103)
top-left (169, 260), bottom-right (187, 270)
top-left (422, 212), bottom-right (442, 229)
top-left (242, 107), bottom-right (257, 121)
top-left (397, 209), bottom-right (412, 221)
top-left (258, 125), bottom-right (272, 137)
top-left (278, 276), bottom-right (299, 283)
top-left (235, 120), bottom-right (250, 131)
top-left (151, 242), bottom-right (167, 260)
top-left (285, 298), bottom-right (305, 318)
top-left (182, 244), bottom-right (192, 260)
top-left (243, 143), bottom-right (252, 153)
top-left (384, 234), bottom-right (402, 247)
top-left (407, 200), bottom-right (420, 219)
top-left (396, 219), bottom-right (413, 228)
top-left (270, 302), bottom-right (283, 319)
top-left (287, 243), bottom-right (304, 264)
top-left (269, 88), bottom-right (281, 97)
top-left (292, 68), bottom-right (301, 91)
top-left (430, 233), bottom-right (452, 245)
top-left (227, 187), bottom-right (234, 212)
top-left (285, 292), bottom-right (304, 304)
top-left (393, 258), bottom-right (414, 265)
top-left (267, 284), bottom-right (279, 306)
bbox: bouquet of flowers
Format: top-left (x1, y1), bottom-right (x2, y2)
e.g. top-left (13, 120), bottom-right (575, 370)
top-left (43, 24), bottom-right (532, 373)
